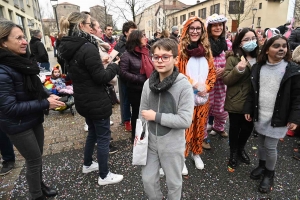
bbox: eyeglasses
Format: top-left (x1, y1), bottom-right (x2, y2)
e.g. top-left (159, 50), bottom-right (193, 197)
top-left (14, 35), bottom-right (27, 43)
top-left (242, 37), bottom-right (257, 42)
top-left (152, 54), bottom-right (173, 62)
top-left (189, 27), bottom-right (202, 33)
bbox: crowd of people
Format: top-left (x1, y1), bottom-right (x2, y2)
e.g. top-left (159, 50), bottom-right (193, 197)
top-left (0, 11), bottom-right (300, 200)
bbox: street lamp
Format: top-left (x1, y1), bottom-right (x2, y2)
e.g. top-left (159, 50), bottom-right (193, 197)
top-left (50, 0), bottom-right (59, 32)
top-left (252, 7), bottom-right (257, 29)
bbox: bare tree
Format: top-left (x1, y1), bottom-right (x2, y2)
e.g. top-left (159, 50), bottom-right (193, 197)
top-left (112, 0), bottom-right (155, 25)
top-left (89, 0), bottom-right (114, 29)
top-left (225, 0), bottom-right (258, 28)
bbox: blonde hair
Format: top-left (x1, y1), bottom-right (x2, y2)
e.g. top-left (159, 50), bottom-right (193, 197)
top-left (0, 20), bottom-right (23, 48)
top-left (59, 12), bottom-right (89, 36)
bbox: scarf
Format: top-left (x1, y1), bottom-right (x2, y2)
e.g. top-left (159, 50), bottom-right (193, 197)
top-left (72, 30), bottom-right (98, 49)
top-left (186, 42), bottom-right (206, 57)
top-left (0, 48), bottom-right (48, 100)
top-left (134, 46), bottom-right (155, 78)
top-left (149, 67), bottom-right (179, 93)
top-left (209, 36), bottom-right (228, 57)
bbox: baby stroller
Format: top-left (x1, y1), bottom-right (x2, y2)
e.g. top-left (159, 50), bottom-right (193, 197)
top-left (39, 65), bottom-right (76, 116)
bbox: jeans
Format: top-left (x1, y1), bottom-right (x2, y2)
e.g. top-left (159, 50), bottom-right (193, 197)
top-left (53, 47), bottom-right (57, 57)
top-left (84, 117), bottom-right (110, 179)
top-left (119, 78), bottom-right (131, 123)
top-left (40, 62), bottom-right (50, 71)
top-left (7, 124), bottom-right (44, 199)
top-left (228, 112), bottom-right (253, 150)
top-left (127, 88), bottom-right (142, 143)
top-left (208, 116), bottom-right (214, 125)
top-left (0, 129), bottom-right (15, 162)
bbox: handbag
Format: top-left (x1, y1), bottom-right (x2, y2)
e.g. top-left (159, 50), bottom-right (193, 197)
top-left (104, 84), bottom-right (118, 105)
top-left (132, 119), bottom-right (148, 165)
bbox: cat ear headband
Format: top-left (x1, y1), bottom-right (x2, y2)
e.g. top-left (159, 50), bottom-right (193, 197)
top-left (265, 28), bottom-right (281, 40)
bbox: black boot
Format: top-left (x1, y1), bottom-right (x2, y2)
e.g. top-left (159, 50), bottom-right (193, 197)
top-left (228, 149), bottom-right (238, 169)
top-left (237, 149), bottom-right (250, 164)
top-left (250, 160), bottom-right (266, 180)
top-left (259, 168), bottom-right (274, 193)
top-left (41, 182), bottom-right (58, 197)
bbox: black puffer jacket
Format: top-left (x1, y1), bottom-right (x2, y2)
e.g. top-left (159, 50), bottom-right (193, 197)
top-left (289, 27), bottom-right (300, 51)
top-left (29, 36), bottom-right (49, 62)
top-left (0, 64), bottom-right (49, 134)
top-left (243, 61), bottom-right (300, 127)
top-left (59, 36), bottom-right (119, 119)
top-left (114, 35), bottom-right (126, 56)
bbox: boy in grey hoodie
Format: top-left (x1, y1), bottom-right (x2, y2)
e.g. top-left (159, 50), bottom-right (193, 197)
top-left (139, 38), bottom-right (194, 200)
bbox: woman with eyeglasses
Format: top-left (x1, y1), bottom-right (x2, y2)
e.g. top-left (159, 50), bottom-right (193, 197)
top-left (177, 16), bottom-right (216, 173)
top-left (0, 20), bottom-right (64, 200)
top-left (244, 31), bottom-right (300, 193)
top-left (204, 14), bottom-right (232, 150)
top-left (222, 28), bottom-right (259, 171)
top-left (58, 12), bottom-right (123, 186)
top-left (119, 30), bottom-right (154, 144)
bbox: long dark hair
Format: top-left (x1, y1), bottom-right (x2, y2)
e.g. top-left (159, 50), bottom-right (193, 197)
top-left (232, 28), bottom-right (259, 58)
top-left (126, 30), bottom-right (143, 52)
top-left (257, 35), bottom-right (291, 65)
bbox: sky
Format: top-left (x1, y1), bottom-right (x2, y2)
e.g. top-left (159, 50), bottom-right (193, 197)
top-left (39, 0), bottom-right (198, 29)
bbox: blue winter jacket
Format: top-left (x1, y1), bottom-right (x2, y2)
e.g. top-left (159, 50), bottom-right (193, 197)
top-left (0, 64), bottom-right (49, 135)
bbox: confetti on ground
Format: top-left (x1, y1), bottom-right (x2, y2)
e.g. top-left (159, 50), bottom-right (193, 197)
top-left (252, 147), bottom-right (257, 150)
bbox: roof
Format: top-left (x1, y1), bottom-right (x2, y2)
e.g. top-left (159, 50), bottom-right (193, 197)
top-left (155, 4), bottom-right (189, 16)
top-left (58, 2), bottom-right (79, 6)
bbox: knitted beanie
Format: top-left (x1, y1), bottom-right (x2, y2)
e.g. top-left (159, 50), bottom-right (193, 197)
top-left (172, 26), bottom-right (178, 33)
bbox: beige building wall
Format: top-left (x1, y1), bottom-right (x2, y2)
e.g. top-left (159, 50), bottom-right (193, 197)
top-left (90, 5), bottom-right (113, 29)
top-left (0, 0), bottom-right (43, 40)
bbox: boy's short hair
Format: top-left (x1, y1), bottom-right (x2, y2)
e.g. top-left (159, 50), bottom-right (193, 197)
top-left (122, 21), bottom-right (137, 36)
top-left (151, 38), bottom-right (178, 57)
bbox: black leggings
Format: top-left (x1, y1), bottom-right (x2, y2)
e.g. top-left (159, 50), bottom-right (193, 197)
top-left (228, 113), bottom-right (253, 150)
top-left (127, 88), bottom-right (142, 144)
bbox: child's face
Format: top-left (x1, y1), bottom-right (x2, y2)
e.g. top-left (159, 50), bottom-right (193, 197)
top-left (53, 69), bottom-right (60, 77)
top-left (267, 38), bottom-right (287, 62)
top-left (152, 48), bottom-right (178, 76)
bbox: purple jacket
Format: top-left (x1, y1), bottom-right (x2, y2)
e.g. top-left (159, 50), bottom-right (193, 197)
top-left (119, 50), bottom-right (147, 91)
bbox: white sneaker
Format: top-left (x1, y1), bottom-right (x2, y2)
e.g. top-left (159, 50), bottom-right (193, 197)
top-left (191, 154), bottom-right (204, 170)
top-left (110, 121), bottom-right (114, 126)
top-left (209, 130), bottom-right (217, 136)
top-left (159, 168), bottom-right (165, 177)
top-left (98, 172), bottom-right (123, 185)
top-left (82, 161), bottom-right (98, 173)
top-left (182, 163), bottom-right (188, 175)
top-left (84, 123), bottom-right (88, 132)
top-left (207, 123), bottom-right (212, 131)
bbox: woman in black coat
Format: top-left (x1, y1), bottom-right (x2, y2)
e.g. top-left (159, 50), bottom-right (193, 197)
top-left (0, 20), bottom-right (64, 200)
top-left (119, 30), bottom-right (154, 143)
top-left (58, 12), bottom-right (123, 186)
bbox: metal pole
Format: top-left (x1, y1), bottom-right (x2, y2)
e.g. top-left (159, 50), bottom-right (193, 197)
top-left (54, 6), bottom-right (60, 32)
top-left (252, 15), bottom-right (255, 29)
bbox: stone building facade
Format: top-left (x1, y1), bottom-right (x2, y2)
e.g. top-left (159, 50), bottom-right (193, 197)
top-left (90, 5), bottom-right (113, 29)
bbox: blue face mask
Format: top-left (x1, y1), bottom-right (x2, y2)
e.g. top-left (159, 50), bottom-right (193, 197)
top-left (242, 41), bottom-right (257, 52)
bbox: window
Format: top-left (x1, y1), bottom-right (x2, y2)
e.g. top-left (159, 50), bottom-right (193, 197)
top-left (8, 10), bottom-right (13, 20)
top-left (257, 17), bottom-right (261, 27)
top-left (259, 3), bottom-right (262, 9)
top-left (148, 20), bottom-right (151, 26)
top-left (27, 19), bottom-right (34, 27)
top-left (189, 11), bottom-right (195, 17)
top-left (19, 0), bottom-right (25, 11)
top-left (228, 1), bottom-right (244, 14)
top-left (159, 18), bottom-right (161, 26)
top-left (26, 0), bottom-right (30, 6)
top-left (210, 3), bottom-right (220, 15)
top-left (180, 14), bottom-right (186, 24)
top-left (0, 7), bottom-right (4, 19)
top-left (198, 8), bottom-right (206, 19)
top-left (14, 0), bottom-right (19, 8)
top-left (16, 14), bottom-right (24, 28)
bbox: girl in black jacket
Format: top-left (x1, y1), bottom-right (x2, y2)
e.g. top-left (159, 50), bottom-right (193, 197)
top-left (0, 20), bottom-right (64, 200)
top-left (244, 33), bottom-right (300, 193)
top-left (58, 12), bottom-right (123, 186)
